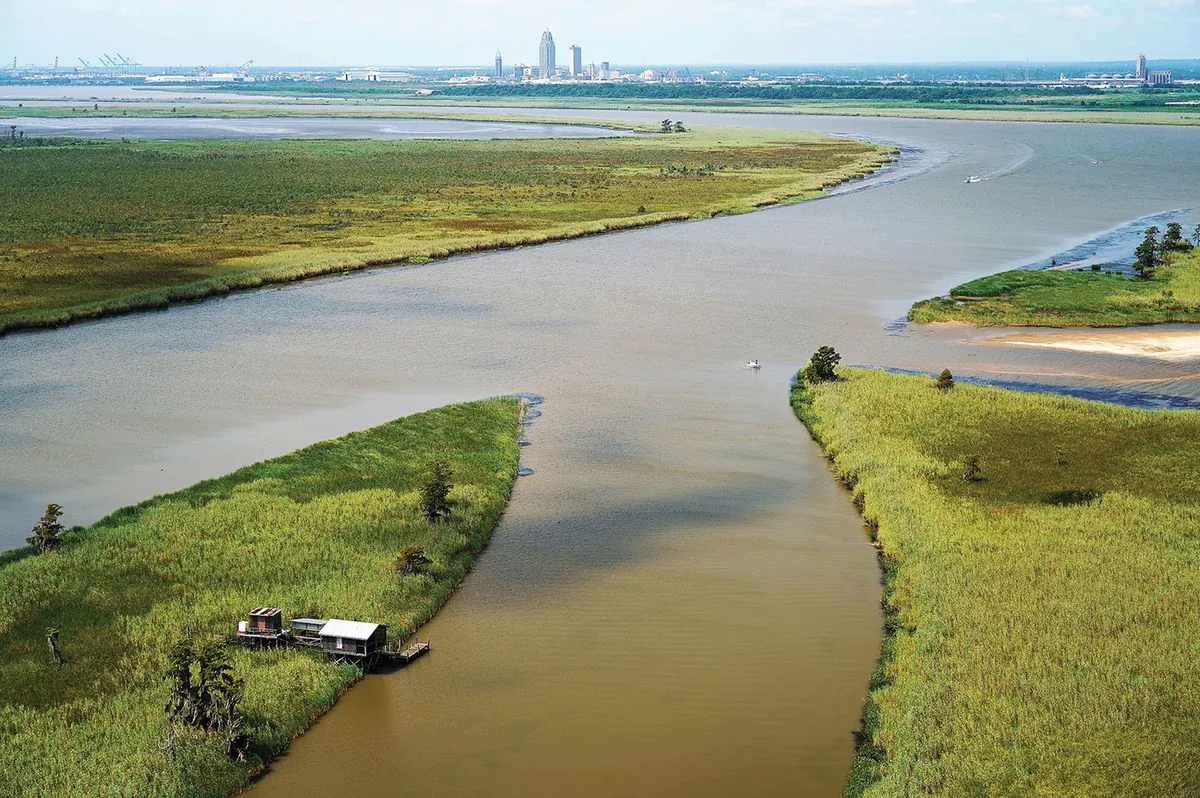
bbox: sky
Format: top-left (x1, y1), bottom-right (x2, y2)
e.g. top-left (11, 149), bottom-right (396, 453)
top-left (1, 0), bottom-right (1197, 68)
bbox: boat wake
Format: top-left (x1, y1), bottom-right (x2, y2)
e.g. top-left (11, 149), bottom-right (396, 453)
top-left (966, 143), bottom-right (1036, 183)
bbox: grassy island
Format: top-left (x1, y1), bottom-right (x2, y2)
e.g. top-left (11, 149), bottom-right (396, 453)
top-left (0, 398), bottom-right (521, 797)
top-left (0, 126), bottom-right (892, 334)
top-left (792, 367), bottom-right (1200, 797)
top-left (910, 244), bottom-right (1200, 327)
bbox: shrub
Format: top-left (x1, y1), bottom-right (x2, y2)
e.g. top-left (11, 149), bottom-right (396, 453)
top-left (962, 455), bottom-right (982, 481)
top-left (394, 546), bottom-right (432, 575)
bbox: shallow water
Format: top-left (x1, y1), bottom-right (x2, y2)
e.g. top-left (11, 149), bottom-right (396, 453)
top-left (2, 107), bottom-right (1199, 796)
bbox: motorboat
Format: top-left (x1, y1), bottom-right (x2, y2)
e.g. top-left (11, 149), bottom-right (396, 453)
top-left (964, 175), bottom-right (983, 184)
top-left (745, 359), bottom-right (761, 369)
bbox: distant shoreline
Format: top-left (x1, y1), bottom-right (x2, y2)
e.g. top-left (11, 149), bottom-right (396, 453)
top-left (0, 124), bottom-right (896, 336)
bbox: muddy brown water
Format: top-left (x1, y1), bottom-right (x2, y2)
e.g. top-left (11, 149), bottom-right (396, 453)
top-left (1, 107), bottom-right (1198, 796)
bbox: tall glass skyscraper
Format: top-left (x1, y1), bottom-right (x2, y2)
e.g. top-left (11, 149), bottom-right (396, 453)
top-left (569, 45), bottom-right (582, 77)
top-left (539, 30), bottom-right (556, 78)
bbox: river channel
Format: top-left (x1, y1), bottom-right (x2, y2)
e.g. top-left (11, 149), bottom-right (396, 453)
top-left (1, 107), bottom-right (1198, 796)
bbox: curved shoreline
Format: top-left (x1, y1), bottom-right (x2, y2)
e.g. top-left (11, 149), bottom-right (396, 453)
top-left (0, 397), bottom-right (526, 797)
top-left (0, 131), bottom-right (905, 337)
top-left (793, 367), bottom-right (1200, 796)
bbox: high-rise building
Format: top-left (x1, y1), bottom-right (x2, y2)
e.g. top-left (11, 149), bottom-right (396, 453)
top-left (539, 29), bottom-right (556, 78)
top-left (495, 50), bottom-right (503, 78)
top-left (1136, 53), bottom-right (1147, 80)
top-left (569, 45), bottom-right (582, 77)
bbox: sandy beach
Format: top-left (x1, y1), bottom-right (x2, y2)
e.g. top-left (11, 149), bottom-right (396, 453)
top-left (986, 327), bottom-right (1200, 360)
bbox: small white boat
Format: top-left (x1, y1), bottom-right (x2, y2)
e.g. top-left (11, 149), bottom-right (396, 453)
top-left (964, 175), bottom-right (983, 184)
top-left (745, 359), bottom-right (761, 369)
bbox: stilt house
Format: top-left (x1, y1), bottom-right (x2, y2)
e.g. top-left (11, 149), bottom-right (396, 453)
top-left (319, 619), bottom-right (388, 668)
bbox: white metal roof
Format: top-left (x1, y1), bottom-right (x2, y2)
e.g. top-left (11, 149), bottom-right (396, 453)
top-left (319, 619), bottom-right (382, 640)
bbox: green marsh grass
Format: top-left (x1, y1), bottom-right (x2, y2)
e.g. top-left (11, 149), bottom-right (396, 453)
top-left (0, 128), bottom-right (892, 334)
top-left (0, 398), bottom-right (521, 797)
top-left (909, 247), bottom-right (1200, 326)
top-left (792, 368), bottom-right (1200, 797)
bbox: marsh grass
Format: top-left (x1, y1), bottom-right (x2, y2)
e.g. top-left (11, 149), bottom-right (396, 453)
top-left (909, 247), bottom-right (1200, 326)
top-left (4, 100), bottom-right (1200, 127)
top-left (792, 368), bottom-right (1200, 797)
top-left (0, 398), bottom-right (521, 797)
top-left (0, 128), bottom-right (892, 334)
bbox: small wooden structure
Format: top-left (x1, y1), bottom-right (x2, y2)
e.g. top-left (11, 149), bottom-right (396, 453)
top-left (289, 618), bottom-right (327, 640)
top-left (236, 607), bottom-right (288, 649)
top-left (245, 607), bottom-right (282, 635)
top-left (319, 619), bottom-right (389, 670)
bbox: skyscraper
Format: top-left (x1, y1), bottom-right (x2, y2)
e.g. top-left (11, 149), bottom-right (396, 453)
top-left (1136, 53), bottom-right (1147, 80)
top-left (569, 45), bottom-right (582, 77)
top-left (539, 29), bottom-right (556, 78)
top-left (495, 50), bottom-right (503, 78)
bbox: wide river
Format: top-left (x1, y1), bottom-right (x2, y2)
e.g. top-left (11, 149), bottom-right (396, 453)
top-left (2, 106), bottom-right (1198, 796)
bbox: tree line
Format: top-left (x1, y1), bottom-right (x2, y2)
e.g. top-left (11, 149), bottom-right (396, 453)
top-left (433, 81), bottom-right (1109, 103)
top-left (1135, 221), bottom-right (1198, 278)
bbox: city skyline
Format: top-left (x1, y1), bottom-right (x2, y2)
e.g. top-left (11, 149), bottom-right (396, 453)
top-left (2, 0), bottom-right (1197, 67)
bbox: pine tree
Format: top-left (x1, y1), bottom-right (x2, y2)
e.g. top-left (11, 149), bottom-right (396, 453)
top-left (801, 346), bottom-right (841, 384)
top-left (1134, 226), bottom-right (1160, 279)
top-left (934, 369), bottom-right (955, 391)
top-left (26, 503), bottom-right (64, 553)
top-left (1164, 222), bottom-right (1184, 251)
top-left (420, 459), bottom-right (453, 523)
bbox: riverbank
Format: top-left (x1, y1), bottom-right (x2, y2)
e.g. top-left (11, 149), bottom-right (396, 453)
top-left (0, 124), bottom-right (892, 335)
top-left (0, 398), bottom-right (521, 797)
top-left (910, 246), bottom-right (1200, 327)
top-left (792, 367), bottom-right (1200, 796)
top-left (6, 95), bottom-right (1200, 126)
top-left (401, 98), bottom-right (1200, 127)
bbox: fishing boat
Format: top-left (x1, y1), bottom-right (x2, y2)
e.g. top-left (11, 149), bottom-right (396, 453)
top-left (965, 175), bottom-right (983, 184)
top-left (745, 360), bottom-right (761, 369)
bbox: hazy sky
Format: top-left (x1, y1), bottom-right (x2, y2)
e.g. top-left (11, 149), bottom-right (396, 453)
top-left (2, 0), bottom-right (1196, 68)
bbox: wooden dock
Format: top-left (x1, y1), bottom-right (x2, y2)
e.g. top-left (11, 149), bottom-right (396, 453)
top-left (232, 617), bottom-right (431, 672)
top-left (390, 640), bottom-right (431, 666)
